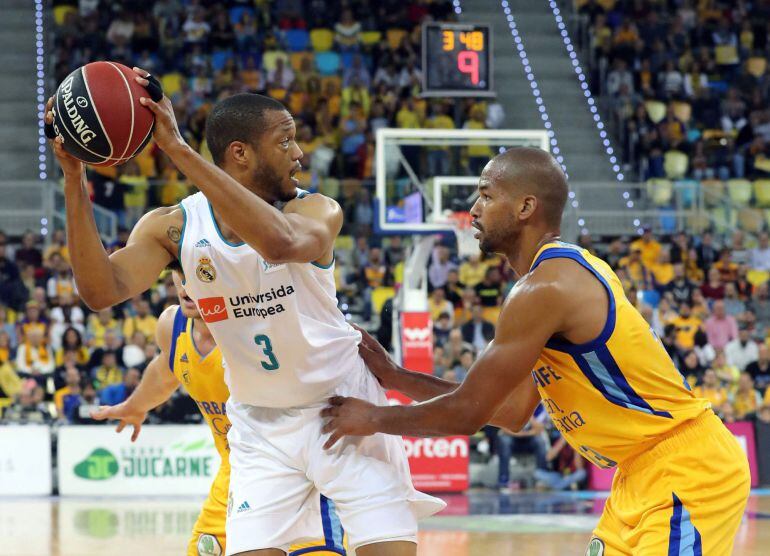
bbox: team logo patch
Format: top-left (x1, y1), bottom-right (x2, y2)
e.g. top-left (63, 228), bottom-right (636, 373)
top-left (198, 297), bottom-right (228, 323)
top-left (197, 533), bottom-right (222, 556)
top-left (586, 538), bottom-right (605, 556)
top-left (196, 257), bottom-right (217, 282)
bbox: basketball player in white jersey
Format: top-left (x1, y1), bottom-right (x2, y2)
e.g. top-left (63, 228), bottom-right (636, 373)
top-left (45, 68), bottom-right (444, 556)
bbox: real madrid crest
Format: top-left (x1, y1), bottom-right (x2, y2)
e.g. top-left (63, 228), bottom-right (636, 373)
top-left (196, 257), bottom-right (216, 283)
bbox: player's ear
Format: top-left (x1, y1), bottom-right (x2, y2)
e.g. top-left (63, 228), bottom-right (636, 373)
top-left (227, 141), bottom-right (250, 167)
top-left (519, 195), bottom-right (538, 221)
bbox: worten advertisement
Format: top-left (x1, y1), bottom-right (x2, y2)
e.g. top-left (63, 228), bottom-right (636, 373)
top-left (397, 311), bottom-right (469, 492)
top-left (58, 425), bottom-right (220, 495)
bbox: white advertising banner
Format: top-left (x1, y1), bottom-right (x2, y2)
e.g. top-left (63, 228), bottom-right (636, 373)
top-left (0, 425), bottom-right (52, 495)
top-left (58, 425), bottom-right (221, 496)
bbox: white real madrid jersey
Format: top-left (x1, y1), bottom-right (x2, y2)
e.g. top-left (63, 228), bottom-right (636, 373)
top-left (177, 191), bottom-right (362, 408)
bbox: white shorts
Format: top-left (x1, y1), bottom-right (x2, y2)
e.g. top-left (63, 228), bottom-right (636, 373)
top-left (225, 360), bottom-right (446, 555)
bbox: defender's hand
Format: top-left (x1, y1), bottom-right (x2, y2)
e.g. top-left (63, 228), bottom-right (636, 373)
top-left (321, 396), bottom-right (380, 449)
top-left (352, 323), bottom-right (400, 390)
top-left (91, 402), bottom-right (148, 442)
top-left (44, 96), bottom-right (85, 178)
top-left (132, 67), bottom-right (186, 154)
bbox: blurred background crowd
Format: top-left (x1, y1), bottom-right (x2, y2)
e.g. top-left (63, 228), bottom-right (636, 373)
top-left (8, 0), bottom-right (768, 490)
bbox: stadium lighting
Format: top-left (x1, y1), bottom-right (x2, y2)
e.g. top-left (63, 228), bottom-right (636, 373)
top-left (35, 0), bottom-right (47, 181)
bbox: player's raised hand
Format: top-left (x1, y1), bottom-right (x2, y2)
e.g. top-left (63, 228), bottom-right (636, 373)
top-left (321, 396), bottom-right (379, 449)
top-left (132, 66), bottom-right (185, 154)
top-left (91, 402), bottom-right (148, 442)
top-left (352, 323), bottom-right (400, 390)
top-left (44, 96), bottom-right (85, 178)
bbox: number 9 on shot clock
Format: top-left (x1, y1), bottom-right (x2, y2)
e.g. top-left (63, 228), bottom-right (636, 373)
top-left (422, 23), bottom-right (494, 97)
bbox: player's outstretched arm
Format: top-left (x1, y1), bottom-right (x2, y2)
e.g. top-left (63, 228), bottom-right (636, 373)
top-left (355, 323), bottom-right (540, 432)
top-left (132, 68), bottom-right (340, 266)
top-left (91, 305), bottom-right (180, 440)
top-left (322, 273), bottom-right (567, 448)
top-left (46, 98), bottom-right (177, 311)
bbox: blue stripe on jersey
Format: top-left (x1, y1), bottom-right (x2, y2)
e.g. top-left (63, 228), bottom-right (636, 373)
top-left (178, 203), bottom-right (187, 285)
top-left (208, 201), bottom-right (245, 247)
top-left (573, 348), bottom-right (672, 418)
top-left (530, 247), bottom-right (616, 353)
top-left (168, 307), bottom-right (188, 370)
top-left (668, 493), bottom-right (703, 556)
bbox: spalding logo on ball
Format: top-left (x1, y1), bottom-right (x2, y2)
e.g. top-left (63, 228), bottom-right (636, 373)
top-left (46, 61), bottom-right (163, 167)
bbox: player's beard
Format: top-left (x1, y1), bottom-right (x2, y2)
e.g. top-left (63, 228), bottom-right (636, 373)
top-left (252, 163), bottom-right (294, 203)
top-left (479, 213), bottom-right (520, 255)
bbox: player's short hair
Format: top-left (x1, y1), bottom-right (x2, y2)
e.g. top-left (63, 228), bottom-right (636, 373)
top-left (205, 93), bottom-right (287, 166)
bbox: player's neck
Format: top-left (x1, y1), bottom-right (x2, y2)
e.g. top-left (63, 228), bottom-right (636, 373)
top-left (505, 229), bottom-right (561, 277)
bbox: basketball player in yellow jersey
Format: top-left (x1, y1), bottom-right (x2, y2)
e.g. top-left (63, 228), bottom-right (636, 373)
top-left (323, 148), bottom-right (751, 555)
top-left (92, 271), bottom-right (346, 556)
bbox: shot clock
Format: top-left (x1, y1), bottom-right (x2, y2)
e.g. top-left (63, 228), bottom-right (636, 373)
top-left (421, 23), bottom-right (494, 97)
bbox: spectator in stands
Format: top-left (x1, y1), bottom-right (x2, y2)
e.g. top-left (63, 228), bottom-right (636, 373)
top-left (725, 325), bottom-right (759, 372)
top-left (723, 283), bottom-right (747, 317)
top-left (91, 350), bottom-right (124, 390)
top-left (705, 299), bottom-right (739, 350)
top-left (100, 367), bottom-right (141, 406)
top-left (746, 344), bottom-right (770, 394)
top-left (459, 253), bottom-right (487, 288)
top-left (15, 328), bottom-right (54, 387)
top-left (54, 366), bottom-right (82, 418)
top-left (461, 303), bottom-right (494, 353)
top-left (494, 413), bottom-right (547, 491)
top-left (123, 297), bottom-right (158, 342)
top-left (87, 308), bottom-right (122, 348)
top-left (49, 294), bottom-right (86, 350)
top-left (696, 232), bottom-right (718, 271)
top-left (55, 327), bottom-right (89, 366)
top-left (731, 372), bottom-right (763, 420)
top-left (681, 349), bottom-right (706, 384)
top-left (428, 245), bottom-right (457, 290)
top-left (631, 227), bottom-right (661, 268)
top-left (0, 305), bottom-right (17, 349)
top-left (3, 384), bottom-right (51, 424)
top-left (451, 349), bottom-right (474, 382)
top-left (606, 59), bottom-right (634, 97)
top-left (443, 269), bottom-right (464, 308)
top-left (667, 263), bottom-right (696, 305)
top-left (713, 349), bottom-right (741, 390)
top-left (334, 8), bottom-right (361, 50)
top-left (694, 368), bottom-right (729, 410)
top-left (432, 313), bottom-right (452, 347)
top-left (428, 287), bottom-right (454, 326)
top-left (475, 267), bottom-right (503, 322)
top-left (69, 379), bottom-right (101, 425)
top-left (14, 231), bottom-right (42, 269)
top-left (701, 268), bottom-right (726, 301)
top-left (534, 433), bottom-right (587, 491)
top-left (751, 232), bottom-right (770, 271)
top-left (0, 357), bottom-right (21, 402)
top-left (670, 302), bottom-right (701, 350)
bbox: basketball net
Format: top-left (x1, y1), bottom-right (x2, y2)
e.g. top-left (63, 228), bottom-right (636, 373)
top-left (447, 211), bottom-right (479, 258)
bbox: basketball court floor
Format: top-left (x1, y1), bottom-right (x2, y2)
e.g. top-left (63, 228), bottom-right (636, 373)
top-left (1, 490), bottom-right (768, 555)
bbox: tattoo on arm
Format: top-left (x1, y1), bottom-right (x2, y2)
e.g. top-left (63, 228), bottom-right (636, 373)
top-left (167, 226), bottom-right (181, 243)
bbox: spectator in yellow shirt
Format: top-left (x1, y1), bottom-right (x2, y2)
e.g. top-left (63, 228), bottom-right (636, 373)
top-left (87, 308), bottom-right (122, 348)
top-left (459, 254), bottom-right (488, 288)
top-left (122, 298), bottom-right (158, 343)
top-left (669, 302), bottom-right (702, 349)
top-left (119, 161), bottom-right (150, 228)
top-left (630, 227), bottom-right (661, 268)
top-left (693, 369), bottom-right (728, 409)
top-left (650, 249), bottom-right (675, 288)
top-left (428, 288), bottom-right (454, 327)
top-left (618, 247), bottom-right (651, 290)
top-left (91, 350), bottom-right (124, 389)
top-left (730, 372), bottom-right (763, 420)
top-left (54, 366), bottom-right (82, 418)
top-left (713, 248), bottom-right (739, 283)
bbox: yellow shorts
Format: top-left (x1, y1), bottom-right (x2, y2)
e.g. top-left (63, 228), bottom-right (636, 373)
top-left (187, 465), bottom-right (347, 556)
top-left (589, 411), bottom-right (750, 556)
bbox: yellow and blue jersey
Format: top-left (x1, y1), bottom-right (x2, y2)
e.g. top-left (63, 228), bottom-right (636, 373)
top-left (168, 308), bottom-right (347, 556)
top-left (529, 242), bottom-right (711, 469)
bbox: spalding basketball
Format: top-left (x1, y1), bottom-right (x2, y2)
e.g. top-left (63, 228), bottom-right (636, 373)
top-left (51, 61), bottom-right (156, 167)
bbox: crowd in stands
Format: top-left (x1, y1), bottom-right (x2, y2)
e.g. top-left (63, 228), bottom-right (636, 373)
top-left (49, 0), bottom-right (504, 232)
top-left (579, 0), bottom-right (770, 184)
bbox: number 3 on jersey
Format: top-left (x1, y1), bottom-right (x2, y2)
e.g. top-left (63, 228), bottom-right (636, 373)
top-left (254, 334), bottom-right (280, 371)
